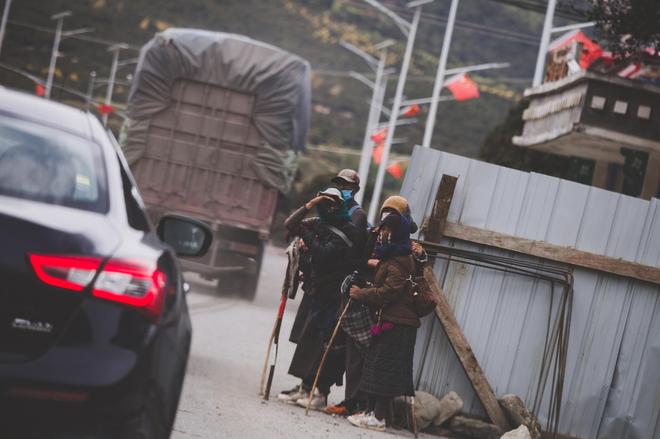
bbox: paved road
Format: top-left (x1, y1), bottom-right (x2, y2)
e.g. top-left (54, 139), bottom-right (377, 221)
top-left (171, 245), bottom-right (430, 439)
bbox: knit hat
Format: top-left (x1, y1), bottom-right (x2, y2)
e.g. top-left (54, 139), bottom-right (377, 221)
top-left (331, 169), bottom-right (360, 186)
top-left (381, 195), bottom-right (408, 216)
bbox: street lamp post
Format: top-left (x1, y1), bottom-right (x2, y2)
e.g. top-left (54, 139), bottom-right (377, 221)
top-left (86, 70), bottom-right (96, 111)
top-left (533, 0), bottom-right (595, 87)
top-left (533, 0), bottom-right (557, 87)
top-left (421, 0), bottom-right (459, 148)
top-left (45, 10), bottom-right (71, 99)
top-left (103, 43), bottom-right (129, 126)
top-left (366, 0), bottom-right (433, 225)
top-left (0, 0), bottom-right (13, 58)
top-left (342, 39), bottom-right (394, 205)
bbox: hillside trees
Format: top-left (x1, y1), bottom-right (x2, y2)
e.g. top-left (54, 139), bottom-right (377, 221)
top-left (589, 0), bottom-right (660, 55)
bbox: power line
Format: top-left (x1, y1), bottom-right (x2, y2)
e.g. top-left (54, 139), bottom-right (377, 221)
top-left (483, 0), bottom-right (588, 20)
top-left (6, 19), bottom-right (140, 50)
top-left (344, 0), bottom-right (539, 46)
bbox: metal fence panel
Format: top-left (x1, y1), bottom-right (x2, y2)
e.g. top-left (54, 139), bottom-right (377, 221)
top-left (403, 146), bottom-right (660, 439)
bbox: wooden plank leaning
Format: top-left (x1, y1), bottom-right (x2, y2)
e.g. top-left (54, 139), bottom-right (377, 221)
top-left (443, 222), bottom-right (660, 286)
top-left (421, 174), bottom-right (510, 431)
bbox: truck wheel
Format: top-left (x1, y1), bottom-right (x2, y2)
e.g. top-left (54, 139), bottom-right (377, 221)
top-left (216, 243), bottom-right (263, 301)
top-left (216, 272), bottom-right (259, 300)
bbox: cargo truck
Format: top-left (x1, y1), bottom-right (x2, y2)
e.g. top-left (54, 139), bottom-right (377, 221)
top-left (122, 29), bottom-right (310, 300)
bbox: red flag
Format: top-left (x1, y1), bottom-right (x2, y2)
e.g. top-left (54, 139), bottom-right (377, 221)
top-left (370, 127), bottom-right (387, 144)
top-left (445, 73), bottom-right (479, 101)
top-left (387, 162), bottom-right (403, 179)
top-left (400, 103), bottom-right (420, 118)
top-left (97, 104), bottom-right (114, 115)
top-left (372, 143), bottom-right (384, 165)
top-left (548, 30), bottom-right (603, 69)
top-left (35, 84), bottom-right (45, 97)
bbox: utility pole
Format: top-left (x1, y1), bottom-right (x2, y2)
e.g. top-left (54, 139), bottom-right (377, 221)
top-left (533, 0), bottom-right (557, 87)
top-left (342, 39), bottom-right (394, 205)
top-left (103, 43), bottom-right (128, 126)
top-left (0, 0), bottom-right (12, 58)
top-left (367, 0), bottom-right (433, 225)
top-left (86, 70), bottom-right (96, 111)
top-left (422, 0), bottom-right (459, 148)
top-left (45, 11), bottom-right (71, 99)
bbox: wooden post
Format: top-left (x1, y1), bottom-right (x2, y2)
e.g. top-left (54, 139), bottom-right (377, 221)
top-left (641, 152), bottom-right (660, 200)
top-left (423, 175), bottom-right (511, 432)
top-left (425, 174), bottom-right (457, 243)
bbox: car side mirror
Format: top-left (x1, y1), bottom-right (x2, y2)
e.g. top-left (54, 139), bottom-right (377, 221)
top-left (157, 214), bottom-right (213, 257)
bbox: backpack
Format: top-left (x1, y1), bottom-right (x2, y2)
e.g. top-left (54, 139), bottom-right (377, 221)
top-left (393, 258), bottom-right (438, 317)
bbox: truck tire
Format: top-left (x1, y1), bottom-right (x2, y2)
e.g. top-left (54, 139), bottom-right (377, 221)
top-left (216, 242), bottom-right (263, 301)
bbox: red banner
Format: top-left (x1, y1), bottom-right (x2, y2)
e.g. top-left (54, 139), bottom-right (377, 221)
top-left (445, 73), bottom-right (480, 101)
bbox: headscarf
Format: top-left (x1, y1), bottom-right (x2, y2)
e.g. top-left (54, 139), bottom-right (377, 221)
top-left (374, 209), bottom-right (412, 260)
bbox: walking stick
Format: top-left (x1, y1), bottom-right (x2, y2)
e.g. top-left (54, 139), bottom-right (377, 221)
top-left (305, 298), bottom-right (352, 416)
top-left (260, 288), bottom-right (287, 400)
top-left (259, 238), bottom-right (300, 400)
top-left (411, 396), bottom-right (418, 438)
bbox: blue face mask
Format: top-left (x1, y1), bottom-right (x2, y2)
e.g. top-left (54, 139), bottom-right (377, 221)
top-left (341, 189), bottom-right (353, 201)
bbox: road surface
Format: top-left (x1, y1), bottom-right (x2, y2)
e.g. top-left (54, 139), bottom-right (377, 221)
top-left (171, 245), bottom-right (431, 439)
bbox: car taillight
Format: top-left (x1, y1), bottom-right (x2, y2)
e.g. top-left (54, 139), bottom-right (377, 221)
top-left (92, 260), bottom-right (167, 321)
top-left (29, 254), bottom-right (102, 292)
top-left (29, 254), bottom-right (167, 321)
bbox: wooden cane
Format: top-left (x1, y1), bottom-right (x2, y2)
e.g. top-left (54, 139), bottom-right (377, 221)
top-left (259, 306), bottom-right (280, 396)
top-left (411, 395), bottom-right (418, 438)
top-left (260, 290), bottom-right (288, 399)
top-left (305, 298), bottom-right (352, 416)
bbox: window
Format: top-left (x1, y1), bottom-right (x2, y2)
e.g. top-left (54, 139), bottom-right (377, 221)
top-left (117, 157), bottom-right (151, 232)
top-left (637, 105), bottom-right (652, 120)
top-left (590, 96), bottom-right (606, 110)
top-left (0, 115), bottom-right (108, 212)
top-left (613, 100), bottom-right (628, 115)
top-left (105, 129), bottom-right (151, 232)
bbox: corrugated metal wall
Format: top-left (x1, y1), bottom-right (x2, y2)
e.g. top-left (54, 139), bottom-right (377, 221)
top-left (401, 146), bottom-right (660, 439)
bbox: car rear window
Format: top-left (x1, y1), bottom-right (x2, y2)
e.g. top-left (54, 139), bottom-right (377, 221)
top-left (0, 115), bottom-right (108, 213)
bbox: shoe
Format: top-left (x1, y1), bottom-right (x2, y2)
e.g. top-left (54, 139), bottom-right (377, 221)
top-left (347, 411), bottom-right (386, 432)
top-left (278, 384), bottom-right (300, 396)
top-left (277, 386), bottom-right (308, 404)
top-left (296, 389), bottom-right (327, 411)
top-left (325, 403), bottom-right (349, 416)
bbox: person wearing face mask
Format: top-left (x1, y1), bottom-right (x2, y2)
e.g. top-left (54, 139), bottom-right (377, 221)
top-left (277, 188), bottom-right (362, 411)
top-left (347, 196), bottom-right (420, 433)
top-left (331, 169), bottom-right (368, 233)
top-left (322, 169), bottom-right (370, 417)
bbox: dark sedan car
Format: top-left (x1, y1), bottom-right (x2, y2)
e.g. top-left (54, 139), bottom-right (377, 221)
top-left (0, 88), bottom-right (211, 438)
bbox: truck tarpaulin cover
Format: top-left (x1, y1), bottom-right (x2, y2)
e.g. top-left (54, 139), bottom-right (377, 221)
top-left (121, 28), bottom-right (311, 193)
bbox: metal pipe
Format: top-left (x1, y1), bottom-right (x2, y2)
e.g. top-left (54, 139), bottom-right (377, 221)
top-left (356, 47), bottom-right (388, 205)
top-left (340, 40), bottom-right (378, 67)
top-left (445, 61), bottom-right (510, 75)
top-left (362, 0), bottom-right (411, 36)
top-left (45, 11), bottom-right (71, 99)
top-left (0, 0), bottom-right (12, 58)
top-left (349, 71), bottom-right (375, 89)
top-left (367, 5), bottom-right (422, 224)
top-left (402, 96), bottom-right (454, 106)
top-left (103, 44), bottom-right (126, 126)
top-left (422, 0), bottom-right (459, 148)
top-left (85, 70), bottom-right (96, 111)
top-left (551, 21), bottom-right (595, 34)
top-left (533, 0), bottom-right (557, 87)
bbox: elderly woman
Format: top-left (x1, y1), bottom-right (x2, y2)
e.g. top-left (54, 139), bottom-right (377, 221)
top-left (347, 195), bottom-right (420, 432)
top-left (277, 188), bottom-right (363, 411)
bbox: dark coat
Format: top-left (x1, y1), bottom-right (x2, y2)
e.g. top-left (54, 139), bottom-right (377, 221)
top-left (284, 205), bottom-right (362, 385)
